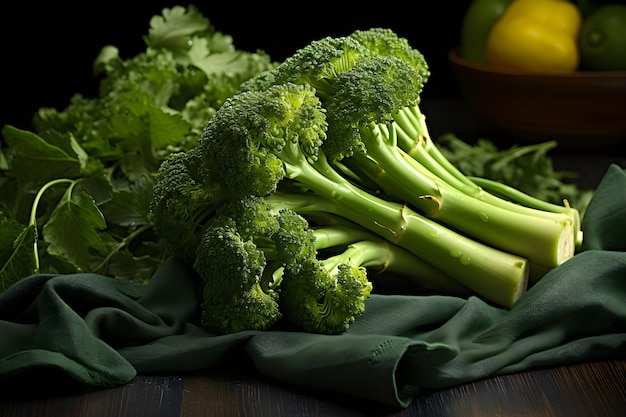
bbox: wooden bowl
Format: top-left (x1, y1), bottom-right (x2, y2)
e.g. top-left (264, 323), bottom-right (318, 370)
top-left (448, 48), bottom-right (626, 144)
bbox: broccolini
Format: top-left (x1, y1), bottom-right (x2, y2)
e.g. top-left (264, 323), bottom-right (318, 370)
top-left (150, 27), bottom-right (583, 335)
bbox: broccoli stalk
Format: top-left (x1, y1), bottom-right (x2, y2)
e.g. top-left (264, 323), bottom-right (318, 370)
top-left (468, 175), bottom-right (582, 239)
top-left (302, 211), bottom-right (473, 297)
top-left (319, 238), bottom-right (473, 298)
top-left (388, 102), bottom-right (583, 249)
top-left (340, 121), bottom-right (576, 268)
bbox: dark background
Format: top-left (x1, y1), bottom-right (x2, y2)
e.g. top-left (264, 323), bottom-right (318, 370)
top-left (0, 1), bottom-right (470, 132)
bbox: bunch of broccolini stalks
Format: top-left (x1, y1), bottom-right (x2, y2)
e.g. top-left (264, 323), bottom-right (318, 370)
top-left (149, 28), bottom-right (582, 335)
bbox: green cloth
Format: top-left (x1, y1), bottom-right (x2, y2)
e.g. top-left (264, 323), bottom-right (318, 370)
top-left (1, 164), bottom-right (626, 408)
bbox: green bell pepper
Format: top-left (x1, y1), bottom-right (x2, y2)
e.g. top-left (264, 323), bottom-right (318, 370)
top-left (459, 0), bottom-right (514, 64)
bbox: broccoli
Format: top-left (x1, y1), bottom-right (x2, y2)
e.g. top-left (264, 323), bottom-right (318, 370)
top-left (150, 147), bottom-right (224, 266)
top-left (196, 220), bottom-right (282, 334)
top-left (194, 194), bottom-right (374, 334)
top-left (193, 196), bottom-right (288, 334)
top-left (278, 256), bottom-right (372, 335)
top-left (151, 27), bottom-right (582, 334)
top-left (270, 206), bottom-right (374, 335)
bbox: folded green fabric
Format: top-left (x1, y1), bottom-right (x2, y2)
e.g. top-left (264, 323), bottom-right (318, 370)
top-left (1, 164), bottom-right (625, 408)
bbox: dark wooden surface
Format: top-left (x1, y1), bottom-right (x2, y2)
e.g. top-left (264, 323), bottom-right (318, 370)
top-left (1, 357), bottom-right (625, 417)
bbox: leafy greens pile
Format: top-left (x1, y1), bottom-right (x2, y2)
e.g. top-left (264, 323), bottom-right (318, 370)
top-left (436, 133), bottom-right (594, 217)
top-left (0, 5), bottom-right (276, 291)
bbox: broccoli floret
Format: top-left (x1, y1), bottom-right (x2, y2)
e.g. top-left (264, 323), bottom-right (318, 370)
top-left (193, 195), bottom-right (288, 334)
top-left (348, 27), bottom-right (431, 88)
top-left (198, 82), bottom-right (327, 198)
top-left (240, 35), bottom-right (368, 99)
top-left (149, 146), bottom-right (244, 266)
top-left (193, 195), bottom-right (374, 334)
top-left (273, 205), bottom-right (373, 334)
top-left (150, 148), bottom-right (214, 265)
top-left (279, 256), bottom-right (372, 335)
top-left (323, 55), bottom-right (424, 161)
top-left (196, 221), bottom-right (282, 334)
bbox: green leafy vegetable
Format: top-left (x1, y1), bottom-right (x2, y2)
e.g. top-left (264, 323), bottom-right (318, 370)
top-left (2, 126), bottom-right (82, 187)
top-left (0, 5), bottom-right (276, 289)
top-left (436, 133), bottom-right (594, 216)
top-left (0, 219), bottom-right (36, 292)
top-left (42, 183), bottom-right (107, 271)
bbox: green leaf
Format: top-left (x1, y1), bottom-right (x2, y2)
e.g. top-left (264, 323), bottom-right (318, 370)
top-left (74, 176), bottom-right (114, 206)
top-left (119, 153), bottom-right (154, 182)
top-left (146, 106), bottom-right (191, 150)
top-left (2, 125), bottom-right (81, 187)
top-left (38, 247), bottom-right (80, 276)
top-left (190, 48), bottom-right (254, 76)
top-left (43, 188), bottom-right (107, 272)
top-left (107, 89), bottom-right (190, 154)
top-left (100, 175), bottom-right (154, 227)
top-left (0, 218), bottom-right (37, 292)
top-left (69, 133), bottom-right (90, 171)
top-left (0, 176), bottom-right (20, 219)
top-left (106, 251), bottom-right (162, 284)
top-left (145, 5), bottom-right (212, 56)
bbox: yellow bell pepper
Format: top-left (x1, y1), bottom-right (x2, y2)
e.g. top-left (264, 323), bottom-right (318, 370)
top-left (485, 0), bottom-right (583, 73)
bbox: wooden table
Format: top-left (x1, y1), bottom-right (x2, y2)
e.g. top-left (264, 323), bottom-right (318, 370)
top-left (1, 356), bottom-right (625, 417)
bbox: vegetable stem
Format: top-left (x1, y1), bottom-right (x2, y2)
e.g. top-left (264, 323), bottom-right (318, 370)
top-left (92, 223), bottom-right (154, 274)
top-left (352, 123), bottom-right (575, 268)
top-left (28, 178), bottom-right (75, 273)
